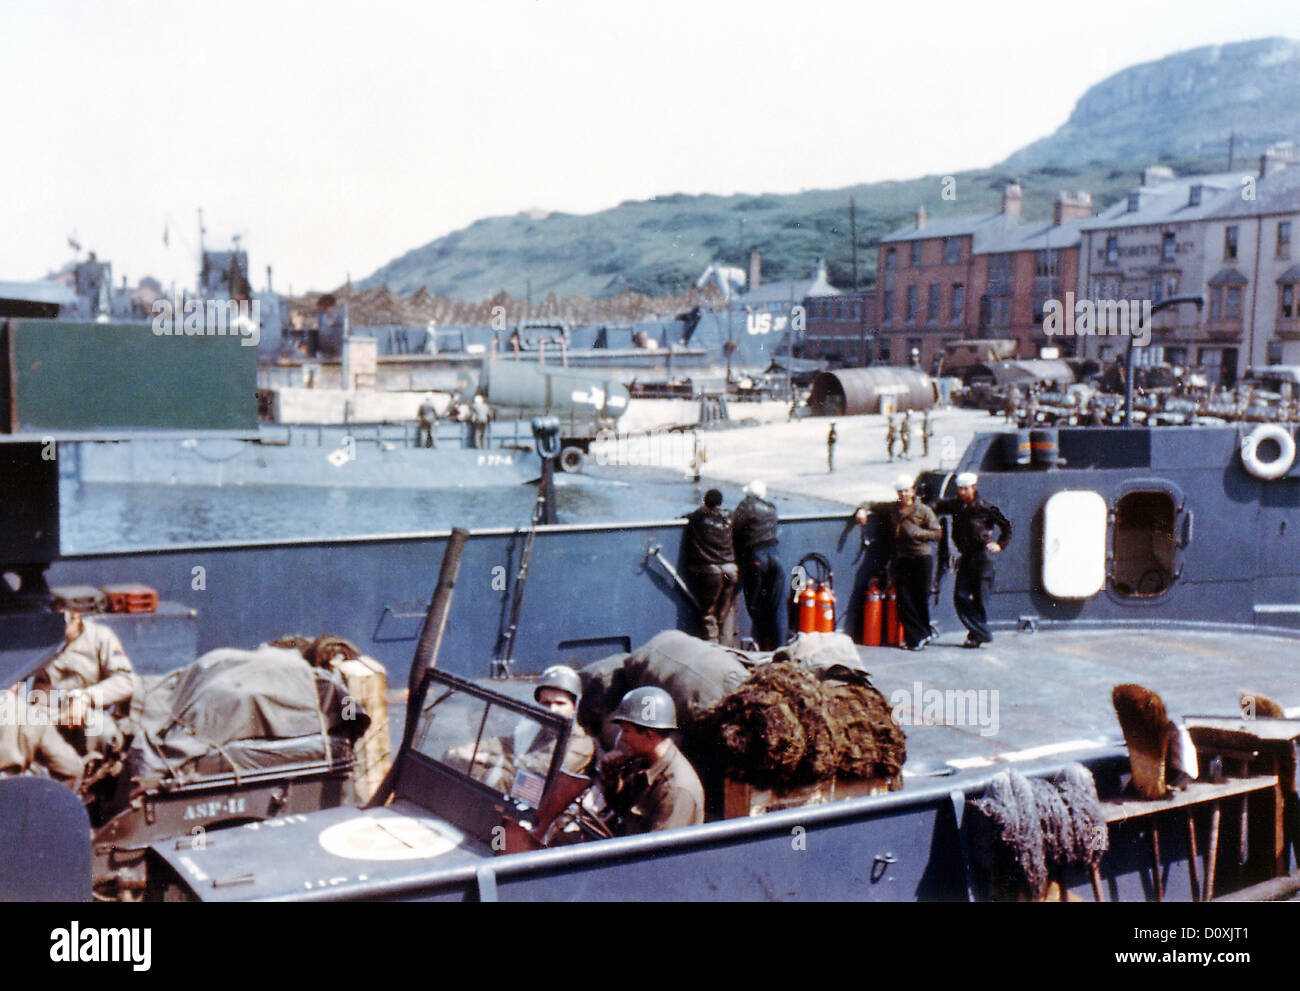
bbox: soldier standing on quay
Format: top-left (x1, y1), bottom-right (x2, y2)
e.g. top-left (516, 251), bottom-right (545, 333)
top-left (900, 410), bottom-right (912, 460)
top-left (885, 416), bottom-right (898, 462)
top-left (827, 422), bottom-right (838, 473)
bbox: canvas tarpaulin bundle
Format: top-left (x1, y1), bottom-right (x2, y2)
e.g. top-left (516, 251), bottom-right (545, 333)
top-left (579, 630), bottom-right (752, 750)
top-left (128, 645), bottom-right (367, 786)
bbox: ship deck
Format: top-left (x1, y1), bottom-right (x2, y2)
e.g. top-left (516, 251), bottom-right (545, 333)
top-left (859, 626), bottom-right (1300, 775)
top-left (388, 626), bottom-right (1300, 780)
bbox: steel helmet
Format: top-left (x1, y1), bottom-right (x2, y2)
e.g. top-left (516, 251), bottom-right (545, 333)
top-left (534, 664), bottom-right (581, 704)
top-left (611, 686), bottom-right (678, 731)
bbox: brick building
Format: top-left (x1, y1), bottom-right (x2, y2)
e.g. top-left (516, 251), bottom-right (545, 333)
top-left (875, 183), bottom-right (1092, 370)
top-left (800, 289), bottom-right (875, 365)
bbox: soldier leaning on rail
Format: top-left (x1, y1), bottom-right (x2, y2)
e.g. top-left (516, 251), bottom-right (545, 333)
top-left (33, 601), bottom-right (138, 761)
top-left (682, 489), bottom-right (739, 645)
top-left (732, 480), bottom-right (787, 651)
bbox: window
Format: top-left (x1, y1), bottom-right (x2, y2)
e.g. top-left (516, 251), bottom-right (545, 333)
top-left (1225, 226), bottom-right (1238, 261)
top-left (1036, 249), bottom-right (1059, 277)
top-left (851, 301), bottom-right (861, 321)
top-left (1149, 277), bottom-right (1164, 303)
top-left (951, 284), bottom-right (964, 323)
top-left (881, 290), bottom-right (894, 324)
top-left (1210, 290), bottom-right (1222, 321)
top-left (1280, 283), bottom-right (1296, 319)
top-left (1127, 192), bottom-right (1141, 213)
top-left (1111, 491), bottom-right (1177, 598)
top-left (906, 285), bottom-right (918, 322)
top-left (1106, 235), bottom-right (1119, 265)
top-left (1226, 286), bottom-right (1242, 318)
top-left (885, 247), bottom-right (896, 270)
top-left (927, 284), bottom-right (940, 323)
top-left (1161, 233), bottom-right (1175, 262)
top-left (943, 237), bottom-right (961, 265)
top-left (910, 241), bottom-right (922, 266)
top-left (1279, 221), bottom-right (1292, 258)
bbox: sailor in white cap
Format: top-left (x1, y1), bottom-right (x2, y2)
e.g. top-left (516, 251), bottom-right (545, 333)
top-left (733, 480), bottom-right (786, 649)
top-left (933, 471), bottom-right (1012, 647)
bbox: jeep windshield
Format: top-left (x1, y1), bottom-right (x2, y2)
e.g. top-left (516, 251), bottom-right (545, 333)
top-left (408, 674), bottom-right (566, 808)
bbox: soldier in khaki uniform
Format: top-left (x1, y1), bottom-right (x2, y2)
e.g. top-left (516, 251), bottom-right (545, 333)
top-left (530, 665), bottom-right (594, 777)
top-left (33, 607), bottom-right (137, 759)
top-left (0, 685), bottom-right (84, 788)
top-left (444, 665), bottom-right (593, 786)
top-left (599, 687), bottom-right (704, 834)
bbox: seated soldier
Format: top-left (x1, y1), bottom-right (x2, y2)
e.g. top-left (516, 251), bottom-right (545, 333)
top-left (0, 683), bottom-right (84, 789)
top-left (444, 664), bottom-right (594, 788)
top-left (33, 601), bottom-right (138, 761)
top-left (598, 687), bottom-right (704, 834)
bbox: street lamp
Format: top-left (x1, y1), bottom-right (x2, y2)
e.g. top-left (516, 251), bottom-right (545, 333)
top-left (1124, 294), bottom-right (1205, 426)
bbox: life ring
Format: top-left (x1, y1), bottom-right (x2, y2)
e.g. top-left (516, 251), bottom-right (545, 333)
top-left (558, 446), bottom-right (584, 473)
top-left (1241, 423), bottom-right (1296, 480)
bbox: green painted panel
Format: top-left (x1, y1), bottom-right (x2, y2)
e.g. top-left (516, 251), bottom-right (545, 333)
top-left (8, 321), bottom-right (257, 431)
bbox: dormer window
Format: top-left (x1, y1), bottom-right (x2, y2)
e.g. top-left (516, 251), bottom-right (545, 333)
top-left (1127, 192), bottom-right (1141, 213)
top-left (1188, 185), bottom-right (1203, 207)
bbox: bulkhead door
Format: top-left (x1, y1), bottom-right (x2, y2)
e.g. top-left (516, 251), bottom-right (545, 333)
top-left (1042, 490), bottom-right (1107, 598)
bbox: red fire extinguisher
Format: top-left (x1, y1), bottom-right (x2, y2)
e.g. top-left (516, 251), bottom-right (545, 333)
top-left (798, 583), bottom-right (818, 634)
top-left (862, 578), bottom-right (883, 646)
top-left (884, 582), bottom-right (902, 646)
top-left (816, 581), bottom-right (836, 633)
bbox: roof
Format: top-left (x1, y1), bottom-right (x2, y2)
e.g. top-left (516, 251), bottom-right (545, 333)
top-left (978, 217), bottom-right (1090, 254)
top-left (0, 280), bottom-right (78, 306)
top-left (743, 260), bottom-right (840, 302)
top-left (1208, 267), bottom-right (1249, 286)
top-left (881, 210), bottom-right (1011, 244)
top-left (1079, 171), bottom-right (1257, 232)
top-left (1204, 163), bottom-right (1300, 220)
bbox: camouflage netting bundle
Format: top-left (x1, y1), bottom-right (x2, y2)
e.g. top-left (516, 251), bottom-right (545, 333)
top-left (969, 770), bottom-right (1048, 901)
top-left (710, 662), bottom-right (838, 786)
top-left (968, 763), bottom-right (1108, 901)
top-left (821, 679), bottom-right (907, 781)
top-left (266, 634), bottom-right (361, 668)
top-left (1052, 763), bottom-right (1108, 869)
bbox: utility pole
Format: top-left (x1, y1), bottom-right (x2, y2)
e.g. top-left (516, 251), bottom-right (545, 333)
top-left (850, 197), bottom-right (859, 291)
top-left (1228, 130), bottom-right (1235, 171)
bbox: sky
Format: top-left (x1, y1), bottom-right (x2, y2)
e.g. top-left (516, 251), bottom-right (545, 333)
top-left (4, 0), bottom-right (1299, 296)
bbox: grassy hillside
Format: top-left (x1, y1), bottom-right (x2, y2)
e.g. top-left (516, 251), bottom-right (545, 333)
top-left (362, 155), bottom-right (1232, 301)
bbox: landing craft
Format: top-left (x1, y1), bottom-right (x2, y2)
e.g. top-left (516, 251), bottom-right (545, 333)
top-left (4, 287), bottom-right (1300, 901)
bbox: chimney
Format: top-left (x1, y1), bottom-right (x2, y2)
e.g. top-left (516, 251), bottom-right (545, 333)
top-left (266, 265), bottom-right (273, 293)
top-left (1260, 144), bottom-right (1300, 178)
top-left (1001, 181), bottom-right (1022, 217)
top-left (916, 205), bottom-right (927, 229)
top-left (1140, 165), bottom-right (1175, 186)
top-left (748, 246), bottom-right (761, 292)
top-left (1053, 191), bottom-right (1093, 225)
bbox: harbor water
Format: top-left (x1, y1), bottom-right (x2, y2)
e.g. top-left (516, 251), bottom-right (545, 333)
top-left (59, 468), bottom-right (847, 553)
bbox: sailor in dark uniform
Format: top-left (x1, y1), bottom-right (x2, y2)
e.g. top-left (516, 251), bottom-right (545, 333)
top-left (932, 472), bottom-right (1012, 647)
top-left (732, 480), bottom-right (786, 650)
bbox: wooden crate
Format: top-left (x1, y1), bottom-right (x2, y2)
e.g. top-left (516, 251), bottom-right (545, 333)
top-left (331, 655), bottom-right (393, 805)
top-left (724, 774), bottom-right (901, 818)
